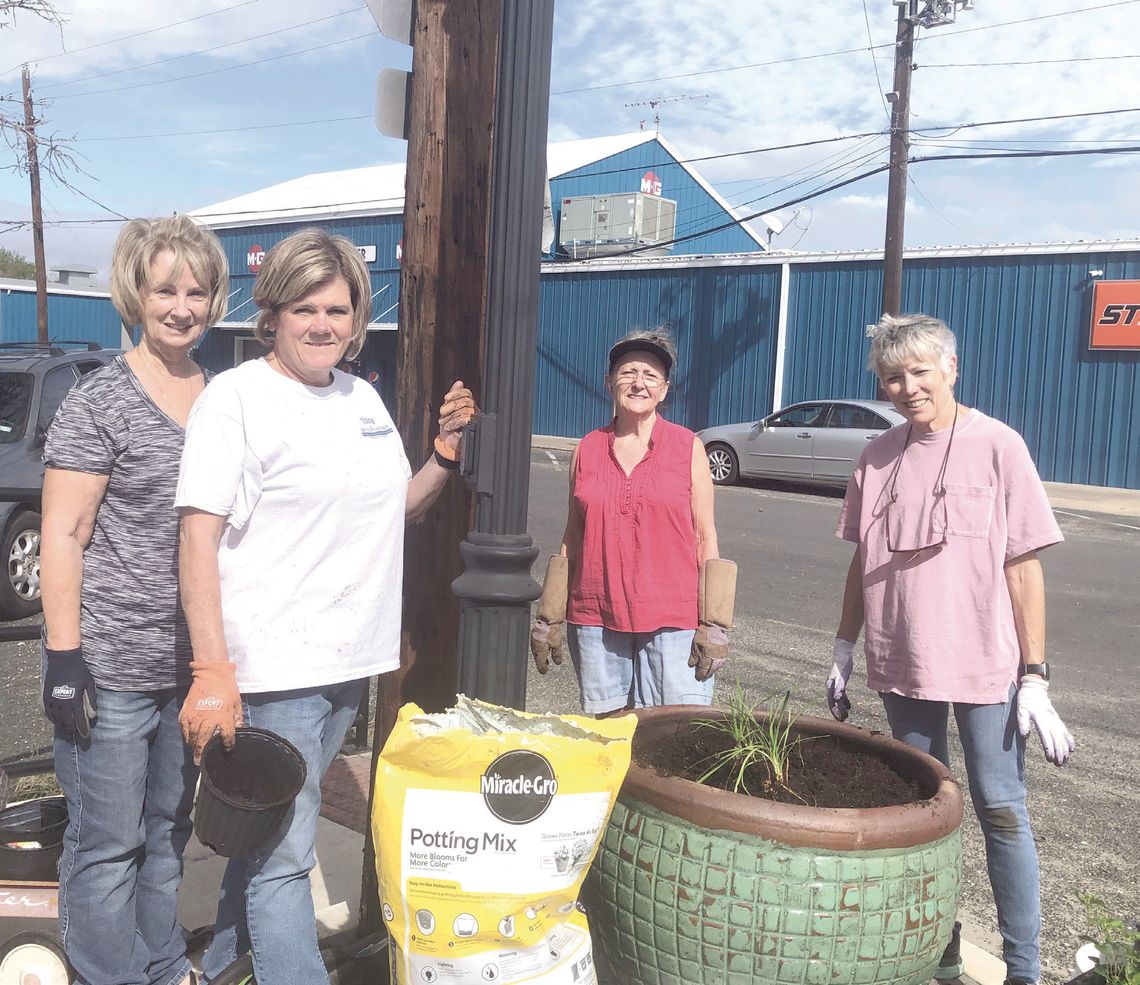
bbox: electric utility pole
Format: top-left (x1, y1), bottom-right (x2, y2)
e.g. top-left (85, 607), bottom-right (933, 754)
top-left (881, 5), bottom-right (914, 318)
top-left (360, 0), bottom-right (554, 937)
top-left (881, 1), bottom-right (974, 316)
top-left (21, 66), bottom-right (48, 343)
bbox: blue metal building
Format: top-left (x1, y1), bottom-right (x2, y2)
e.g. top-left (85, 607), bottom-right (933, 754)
top-left (191, 132), bottom-right (764, 394)
top-left (190, 134), bottom-right (1139, 490)
top-left (535, 242), bottom-right (1140, 490)
top-left (0, 280), bottom-right (125, 350)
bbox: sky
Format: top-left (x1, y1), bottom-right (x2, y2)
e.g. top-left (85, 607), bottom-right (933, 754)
top-left (0, 0), bottom-right (1138, 282)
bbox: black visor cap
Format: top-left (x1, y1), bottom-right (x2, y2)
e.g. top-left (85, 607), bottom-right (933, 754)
top-left (607, 338), bottom-right (673, 379)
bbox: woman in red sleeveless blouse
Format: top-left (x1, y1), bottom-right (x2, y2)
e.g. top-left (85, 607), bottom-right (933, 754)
top-left (535, 329), bottom-right (723, 714)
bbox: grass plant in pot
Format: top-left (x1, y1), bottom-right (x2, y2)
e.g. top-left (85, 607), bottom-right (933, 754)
top-left (584, 689), bottom-right (964, 985)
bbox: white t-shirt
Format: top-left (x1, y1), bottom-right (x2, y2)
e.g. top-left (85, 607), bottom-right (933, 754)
top-left (175, 358), bottom-right (412, 692)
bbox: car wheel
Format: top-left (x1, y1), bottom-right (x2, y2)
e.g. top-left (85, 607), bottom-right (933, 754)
top-left (0, 932), bottom-right (72, 985)
top-left (0, 509), bottom-right (42, 620)
top-left (705, 445), bottom-right (739, 486)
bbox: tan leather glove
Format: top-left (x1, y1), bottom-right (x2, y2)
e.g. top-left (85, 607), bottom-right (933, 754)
top-left (434, 381), bottom-right (478, 461)
top-left (180, 660), bottom-right (243, 764)
top-left (689, 559), bottom-right (737, 682)
top-left (531, 555), bottom-right (569, 674)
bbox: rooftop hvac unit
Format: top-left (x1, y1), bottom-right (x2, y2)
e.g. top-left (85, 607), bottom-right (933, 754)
top-left (558, 192), bottom-right (678, 259)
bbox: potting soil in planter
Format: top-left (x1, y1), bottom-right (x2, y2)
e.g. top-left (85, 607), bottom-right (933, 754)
top-left (373, 696), bottom-right (636, 985)
top-left (636, 723), bottom-right (928, 808)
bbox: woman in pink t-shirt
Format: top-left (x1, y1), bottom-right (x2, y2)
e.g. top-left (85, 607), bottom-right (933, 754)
top-left (827, 312), bottom-right (1075, 985)
top-left (528, 329), bottom-right (736, 714)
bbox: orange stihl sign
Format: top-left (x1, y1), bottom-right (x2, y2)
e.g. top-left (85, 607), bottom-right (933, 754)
top-left (1090, 280), bottom-right (1140, 350)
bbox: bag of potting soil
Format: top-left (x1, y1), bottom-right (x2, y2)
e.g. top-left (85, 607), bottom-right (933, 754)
top-left (373, 696), bottom-right (635, 985)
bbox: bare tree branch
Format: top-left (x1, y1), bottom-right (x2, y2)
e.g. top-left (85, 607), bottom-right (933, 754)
top-left (0, 0), bottom-right (64, 30)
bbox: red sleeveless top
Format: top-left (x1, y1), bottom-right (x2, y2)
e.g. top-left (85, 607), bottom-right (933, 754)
top-left (566, 415), bottom-right (699, 633)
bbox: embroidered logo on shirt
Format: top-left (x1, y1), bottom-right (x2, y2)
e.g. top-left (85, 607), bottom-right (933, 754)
top-left (360, 416), bottom-right (393, 437)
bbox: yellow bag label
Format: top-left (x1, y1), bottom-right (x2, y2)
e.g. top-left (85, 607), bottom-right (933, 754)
top-left (373, 697), bottom-right (635, 985)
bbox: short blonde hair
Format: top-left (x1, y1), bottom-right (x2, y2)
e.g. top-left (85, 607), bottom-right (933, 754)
top-left (868, 312), bottom-right (957, 378)
top-left (110, 215), bottom-right (229, 328)
top-left (253, 229), bottom-right (371, 360)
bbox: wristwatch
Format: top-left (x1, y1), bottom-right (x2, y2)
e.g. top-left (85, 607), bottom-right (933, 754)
top-left (1021, 662), bottom-right (1050, 681)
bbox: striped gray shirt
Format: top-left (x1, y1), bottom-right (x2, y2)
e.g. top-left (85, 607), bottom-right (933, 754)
top-left (44, 356), bottom-right (200, 690)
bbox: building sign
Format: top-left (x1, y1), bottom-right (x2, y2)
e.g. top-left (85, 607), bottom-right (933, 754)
top-left (356, 244), bottom-right (377, 263)
top-left (640, 170), bottom-right (662, 196)
top-left (1090, 280), bottom-right (1140, 350)
top-left (246, 244), bottom-right (265, 273)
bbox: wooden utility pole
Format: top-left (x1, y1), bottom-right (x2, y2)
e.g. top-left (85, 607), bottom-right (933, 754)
top-left (881, 4), bottom-right (914, 318)
top-left (21, 66), bottom-right (48, 343)
top-left (361, 0), bottom-right (502, 936)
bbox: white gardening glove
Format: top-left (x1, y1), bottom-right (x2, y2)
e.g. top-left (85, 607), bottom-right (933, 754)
top-left (1016, 675), bottom-right (1075, 766)
top-left (826, 638), bottom-right (855, 722)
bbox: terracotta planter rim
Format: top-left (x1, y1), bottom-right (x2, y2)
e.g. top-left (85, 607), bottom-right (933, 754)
top-left (623, 704), bottom-right (964, 851)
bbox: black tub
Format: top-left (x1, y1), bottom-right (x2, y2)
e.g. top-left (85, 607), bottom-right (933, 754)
top-left (0, 796), bottom-right (68, 882)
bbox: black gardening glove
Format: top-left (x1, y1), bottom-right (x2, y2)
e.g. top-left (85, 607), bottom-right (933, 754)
top-left (43, 646), bottom-right (97, 738)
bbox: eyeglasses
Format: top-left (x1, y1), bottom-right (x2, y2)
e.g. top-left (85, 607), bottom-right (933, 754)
top-left (613, 370), bottom-right (665, 389)
top-left (883, 404), bottom-right (958, 555)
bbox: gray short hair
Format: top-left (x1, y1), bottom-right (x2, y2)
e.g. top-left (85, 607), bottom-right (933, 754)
top-left (867, 313), bottom-right (957, 378)
top-left (253, 229), bottom-right (371, 360)
top-left (110, 215), bottom-right (230, 329)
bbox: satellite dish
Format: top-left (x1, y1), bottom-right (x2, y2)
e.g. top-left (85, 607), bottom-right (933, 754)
top-left (760, 212), bottom-right (786, 236)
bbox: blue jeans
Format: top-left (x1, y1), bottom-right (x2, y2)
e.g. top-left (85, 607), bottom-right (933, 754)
top-left (881, 685), bottom-right (1040, 984)
top-left (200, 679), bottom-right (366, 985)
top-left (54, 687), bottom-right (198, 985)
top-left (568, 624), bottom-right (710, 714)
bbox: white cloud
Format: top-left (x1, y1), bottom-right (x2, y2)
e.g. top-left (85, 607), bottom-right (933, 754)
top-left (1, 0), bottom-right (1138, 273)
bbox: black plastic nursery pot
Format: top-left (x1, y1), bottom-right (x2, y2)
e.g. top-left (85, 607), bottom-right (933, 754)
top-left (194, 727), bottom-right (306, 858)
top-left (0, 796), bottom-right (68, 882)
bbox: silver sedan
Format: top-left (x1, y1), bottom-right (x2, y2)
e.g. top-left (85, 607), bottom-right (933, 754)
top-left (697, 399), bottom-right (905, 487)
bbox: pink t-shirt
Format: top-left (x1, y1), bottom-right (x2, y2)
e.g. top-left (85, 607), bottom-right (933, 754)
top-left (567, 416), bottom-right (699, 633)
top-left (837, 409), bottom-right (1062, 704)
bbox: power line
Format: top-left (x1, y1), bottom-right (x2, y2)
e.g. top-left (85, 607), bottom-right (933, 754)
top-left (596, 143), bottom-right (1140, 258)
top-left (861, 0), bottom-right (892, 124)
top-left (922, 54), bottom-right (1140, 69)
top-left (37, 8), bottom-right (366, 91)
top-left (58, 101), bottom-right (1140, 156)
top-left (75, 115), bottom-right (372, 142)
top-left (5, 143), bottom-right (1140, 233)
top-left (552, 43), bottom-right (889, 96)
top-left (46, 31), bottom-right (376, 100)
top-left (933, 0), bottom-right (1140, 41)
top-left (1, 0), bottom-right (259, 79)
top-left (551, 1), bottom-right (1140, 97)
top-left (913, 104), bottom-right (1140, 135)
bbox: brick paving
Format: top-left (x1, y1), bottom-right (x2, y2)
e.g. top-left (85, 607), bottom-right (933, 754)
top-left (319, 751), bottom-right (373, 835)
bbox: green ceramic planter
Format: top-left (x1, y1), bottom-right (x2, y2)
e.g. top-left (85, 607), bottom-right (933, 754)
top-left (586, 706), bottom-right (964, 985)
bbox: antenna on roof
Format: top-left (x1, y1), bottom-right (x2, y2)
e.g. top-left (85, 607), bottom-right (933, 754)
top-left (623, 93), bottom-right (709, 134)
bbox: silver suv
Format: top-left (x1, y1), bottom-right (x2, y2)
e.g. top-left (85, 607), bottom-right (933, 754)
top-left (0, 343), bottom-right (121, 619)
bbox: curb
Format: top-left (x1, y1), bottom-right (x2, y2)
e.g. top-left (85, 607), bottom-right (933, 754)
top-left (961, 937), bottom-right (1007, 985)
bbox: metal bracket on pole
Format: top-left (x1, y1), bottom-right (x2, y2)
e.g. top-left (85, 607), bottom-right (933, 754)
top-left (460, 413), bottom-right (497, 496)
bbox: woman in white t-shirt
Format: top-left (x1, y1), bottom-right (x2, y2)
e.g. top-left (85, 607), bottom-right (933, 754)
top-left (174, 228), bottom-right (475, 985)
top-left (826, 313), bottom-right (1075, 985)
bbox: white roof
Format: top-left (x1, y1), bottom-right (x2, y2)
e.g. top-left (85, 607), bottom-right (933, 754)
top-left (189, 162), bottom-right (407, 228)
top-left (541, 238), bottom-right (1140, 274)
top-left (0, 277), bottom-right (110, 298)
top-left (190, 132), bottom-right (762, 246)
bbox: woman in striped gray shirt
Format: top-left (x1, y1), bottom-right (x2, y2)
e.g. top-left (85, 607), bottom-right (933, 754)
top-left (39, 215), bottom-right (229, 985)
